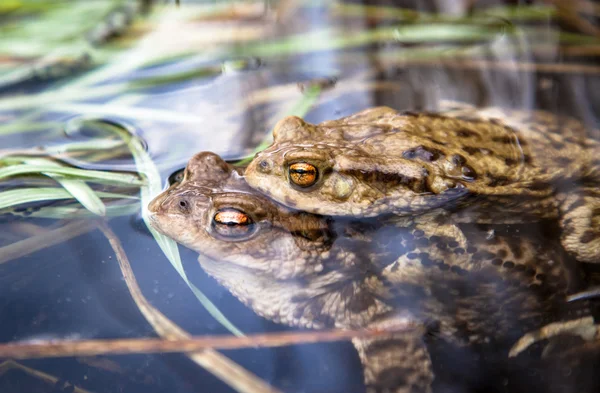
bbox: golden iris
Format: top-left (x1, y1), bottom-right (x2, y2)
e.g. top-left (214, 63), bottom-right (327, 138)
top-left (212, 208), bottom-right (254, 238)
top-left (288, 162), bottom-right (318, 188)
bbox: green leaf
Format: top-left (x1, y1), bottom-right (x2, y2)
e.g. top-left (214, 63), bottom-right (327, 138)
top-left (9, 202), bottom-right (140, 219)
top-left (46, 139), bottom-right (125, 153)
top-left (49, 177), bottom-right (106, 215)
top-left (0, 187), bottom-right (136, 211)
top-left (48, 103), bottom-right (209, 125)
top-left (0, 164), bottom-right (145, 185)
top-left (23, 157), bottom-right (106, 216)
top-left (474, 4), bottom-right (556, 20)
top-left (128, 65), bottom-right (222, 90)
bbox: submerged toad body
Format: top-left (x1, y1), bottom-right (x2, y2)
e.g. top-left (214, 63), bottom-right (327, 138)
top-left (148, 152), bottom-right (592, 393)
top-left (244, 103), bottom-right (600, 263)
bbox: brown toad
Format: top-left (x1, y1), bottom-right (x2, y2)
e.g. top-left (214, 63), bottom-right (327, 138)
top-left (244, 102), bottom-right (600, 263)
top-left (148, 151), bottom-right (594, 393)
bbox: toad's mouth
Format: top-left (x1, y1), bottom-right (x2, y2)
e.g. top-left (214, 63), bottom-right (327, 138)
top-left (145, 211), bottom-right (165, 234)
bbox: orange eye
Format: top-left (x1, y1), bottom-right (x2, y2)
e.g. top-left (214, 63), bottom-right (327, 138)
top-left (212, 208), bottom-right (255, 238)
top-left (288, 162), bottom-right (318, 188)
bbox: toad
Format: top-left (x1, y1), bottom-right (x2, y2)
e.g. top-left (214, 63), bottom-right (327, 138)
top-left (244, 103), bottom-right (600, 264)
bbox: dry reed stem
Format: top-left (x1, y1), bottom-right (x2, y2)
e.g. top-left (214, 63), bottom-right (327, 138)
top-left (95, 221), bottom-right (281, 393)
top-left (0, 324), bottom-right (418, 360)
top-left (382, 57), bottom-right (600, 75)
top-left (0, 360), bottom-right (94, 393)
top-left (0, 220), bottom-right (97, 265)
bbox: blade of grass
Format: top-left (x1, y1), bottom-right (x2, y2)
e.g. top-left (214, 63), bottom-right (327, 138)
top-left (0, 188), bottom-right (137, 211)
top-left (225, 23), bottom-right (509, 59)
top-left (334, 3), bottom-right (557, 22)
top-left (47, 103), bottom-right (209, 125)
top-left (0, 220), bottom-right (97, 266)
top-left (96, 221), bottom-right (281, 393)
top-left (128, 64), bottom-right (222, 90)
top-left (474, 4), bottom-right (555, 20)
top-left (21, 157), bottom-right (105, 216)
top-left (0, 83), bottom-right (129, 114)
top-left (0, 164), bottom-right (144, 185)
top-left (42, 178), bottom-right (105, 215)
top-left (0, 360), bottom-right (94, 393)
top-left (47, 139), bottom-right (125, 153)
top-left (22, 203), bottom-right (140, 219)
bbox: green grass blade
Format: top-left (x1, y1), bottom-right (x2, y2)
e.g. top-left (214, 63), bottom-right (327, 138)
top-left (0, 121), bottom-right (61, 136)
top-left (0, 187), bottom-right (136, 210)
top-left (0, 164), bottom-right (144, 185)
top-left (14, 203), bottom-right (140, 219)
top-left (23, 157), bottom-right (106, 216)
top-left (47, 177), bottom-right (106, 216)
top-left (474, 4), bottom-right (556, 20)
top-left (128, 65), bottom-right (222, 90)
top-left (49, 103), bottom-right (209, 125)
top-left (46, 139), bottom-right (125, 154)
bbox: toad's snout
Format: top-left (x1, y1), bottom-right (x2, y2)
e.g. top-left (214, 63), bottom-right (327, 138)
top-left (148, 192), bottom-right (167, 213)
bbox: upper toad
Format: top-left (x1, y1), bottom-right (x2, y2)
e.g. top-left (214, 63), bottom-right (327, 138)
top-left (244, 102), bottom-right (600, 263)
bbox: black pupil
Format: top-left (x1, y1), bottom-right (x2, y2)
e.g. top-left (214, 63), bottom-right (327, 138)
top-left (213, 209), bottom-right (254, 239)
top-left (223, 219), bottom-right (245, 226)
top-left (292, 168), bottom-right (314, 175)
top-left (179, 201), bottom-right (187, 207)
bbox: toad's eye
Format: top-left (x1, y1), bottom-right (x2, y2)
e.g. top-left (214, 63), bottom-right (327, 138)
top-left (168, 169), bottom-right (185, 185)
top-left (288, 162), bottom-right (318, 188)
top-left (212, 208), bottom-right (255, 238)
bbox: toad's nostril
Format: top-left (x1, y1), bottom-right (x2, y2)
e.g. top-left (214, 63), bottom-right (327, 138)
top-left (258, 159), bottom-right (271, 173)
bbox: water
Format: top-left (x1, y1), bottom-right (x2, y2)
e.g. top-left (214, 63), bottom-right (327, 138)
top-left (0, 1), bottom-right (599, 392)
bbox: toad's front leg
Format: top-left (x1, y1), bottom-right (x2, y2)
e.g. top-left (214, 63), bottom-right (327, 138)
top-left (558, 185), bottom-right (600, 263)
top-left (509, 316), bottom-right (600, 358)
top-left (353, 332), bottom-right (433, 393)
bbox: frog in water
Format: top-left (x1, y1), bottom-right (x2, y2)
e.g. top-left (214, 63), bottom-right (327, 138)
top-left (148, 152), bottom-right (594, 393)
top-left (243, 102), bottom-right (600, 264)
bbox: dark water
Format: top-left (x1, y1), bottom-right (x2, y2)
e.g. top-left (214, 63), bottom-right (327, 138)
top-left (1, 1), bottom-right (600, 393)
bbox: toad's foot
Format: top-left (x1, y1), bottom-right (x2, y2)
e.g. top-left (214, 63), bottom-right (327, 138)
top-left (412, 211), bottom-right (470, 267)
top-left (559, 186), bottom-right (600, 263)
top-left (384, 211), bottom-right (471, 281)
top-left (354, 317), bottom-right (433, 393)
top-left (509, 316), bottom-right (600, 358)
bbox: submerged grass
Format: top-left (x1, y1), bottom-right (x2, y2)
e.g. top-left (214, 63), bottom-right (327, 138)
top-left (0, 163), bottom-right (144, 185)
top-left (0, 153), bottom-right (143, 215)
top-left (0, 187), bottom-right (136, 211)
top-left (20, 157), bottom-right (107, 216)
top-left (25, 202), bottom-right (139, 219)
top-left (333, 3), bottom-right (556, 22)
